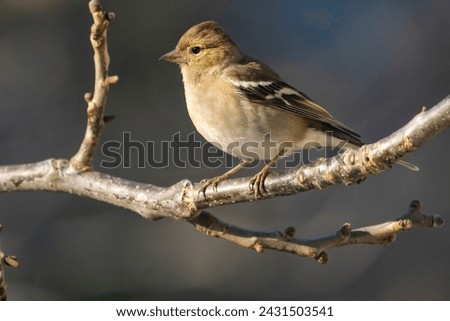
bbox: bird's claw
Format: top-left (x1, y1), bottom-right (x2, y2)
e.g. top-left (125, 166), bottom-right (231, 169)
top-left (198, 176), bottom-right (226, 198)
top-left (249, 169), bottom-right (270, 199)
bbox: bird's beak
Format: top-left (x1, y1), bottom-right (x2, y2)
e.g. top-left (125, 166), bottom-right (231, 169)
top-left (159, 49), bottom-right (186, 64)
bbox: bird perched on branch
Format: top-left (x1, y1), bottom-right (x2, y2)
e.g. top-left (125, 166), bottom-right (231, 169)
top-left (160, 21), bottom-right (417, 197)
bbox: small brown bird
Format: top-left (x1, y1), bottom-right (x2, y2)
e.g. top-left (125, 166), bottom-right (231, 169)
top-left (160, 21), bottom-right (417, 197)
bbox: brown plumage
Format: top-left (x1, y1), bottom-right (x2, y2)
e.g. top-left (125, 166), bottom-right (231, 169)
top-left (160, 21), bottom-right (417, 196)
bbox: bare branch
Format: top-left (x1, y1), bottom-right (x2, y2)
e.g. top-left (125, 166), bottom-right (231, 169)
top-left (0, 160), bottom-right (196, 220)
top-left (190, 200), bottom-right (443, 263)
top-left (70, 0), bottom-right (118, 172)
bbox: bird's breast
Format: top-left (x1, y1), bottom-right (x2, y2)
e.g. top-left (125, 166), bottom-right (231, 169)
top-left (183, 76), bottom-right (252, 157)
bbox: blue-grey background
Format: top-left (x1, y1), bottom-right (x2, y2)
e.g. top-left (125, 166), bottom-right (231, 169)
top-left (0, 0), bottom-right (449, 300)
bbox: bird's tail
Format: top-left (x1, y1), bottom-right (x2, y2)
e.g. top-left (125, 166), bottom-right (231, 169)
top-left (396, 159), bottom-right (419, 171)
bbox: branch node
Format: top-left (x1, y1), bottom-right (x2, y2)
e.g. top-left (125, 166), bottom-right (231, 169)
top-left (347, 152), bottom-right (355, 165)
top-left (432, 215), bottom-right (444, 228)
top-left (326, 171), bottom-right (335, 183)
top-left (339, 223), bottom-right (352, 238)
top-left (315, 252), bottom-right (328, 264)
top-left (253, 241), bottom-right (264, 253)
top-left (4, 256), bottom-right (19, 269)
top-left (297, 173), bottom-right (306, 185)
top-left (181, 180), bottom-right (198, 216)
top-left (355, 177), bottom-right (366, 184)
top-left (380, 235), bottom-right (396, 245)
top-left (106, 75), bottom-right (119, 85)
top-left (398, 219), bottom-right (413, 230)
top-left (103, 115), bottom-right (116, 124)
top-left (402, 136), bottom-right (414, 150)
top-left (409, 199), bottom-right (422, 211)
top-left (105, 12), bottom-right (116, 21)
top-left (89, 0), bottom-right (102, 13)
top-left (84, 92), bottom-right (93, 102)
top-left (284, 226), bottom-right (296, 239)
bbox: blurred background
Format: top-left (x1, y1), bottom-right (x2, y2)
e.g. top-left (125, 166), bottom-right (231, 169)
top-left (0, 0), bottom-right (449, 300)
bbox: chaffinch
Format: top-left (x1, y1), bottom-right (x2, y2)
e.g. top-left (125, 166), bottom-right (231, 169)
top-left (161, 21), bottom-right (416, 197)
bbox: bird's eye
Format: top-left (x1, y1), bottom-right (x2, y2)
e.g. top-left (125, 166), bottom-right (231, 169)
top-left (191, 46), bottom-right (202, 55)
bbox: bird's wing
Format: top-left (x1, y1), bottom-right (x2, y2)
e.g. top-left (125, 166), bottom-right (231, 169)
top-left (224, 59), bottom-right (362, 145)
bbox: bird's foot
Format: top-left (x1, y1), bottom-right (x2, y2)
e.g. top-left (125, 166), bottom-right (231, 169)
top-left (248, 150), bottom-right (284, 199)
top-left (249, 167), bottom-right (271, 199)
top-left (198, 160), bottom-right (253, 199)
top-left (199, 173), bottom-right (231, 198)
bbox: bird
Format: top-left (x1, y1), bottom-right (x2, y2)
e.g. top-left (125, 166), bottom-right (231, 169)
top-left (160, 21), bottom-right (417, 197)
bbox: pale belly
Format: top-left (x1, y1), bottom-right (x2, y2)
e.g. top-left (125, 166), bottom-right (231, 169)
top-left (184, 85), bottom-right (333, 160)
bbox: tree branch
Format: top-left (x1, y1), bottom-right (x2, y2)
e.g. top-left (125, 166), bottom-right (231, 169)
top-left (0, 0), bottom-right (448, 266)
top-left (0, 159), bottom-right (195, 220)
top-left (70, 0), bottom-right (118, 172)
top-left (190, 200), bottom-right (443, 263)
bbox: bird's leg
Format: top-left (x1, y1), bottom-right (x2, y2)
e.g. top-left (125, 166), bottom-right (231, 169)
top-left (249, 149), bottom-right (285, 199)
top-left (199, 159), bottom-right (253, 197)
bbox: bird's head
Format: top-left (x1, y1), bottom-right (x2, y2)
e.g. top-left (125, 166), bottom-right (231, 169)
top-left (160, 21), bottom-right (243, 70)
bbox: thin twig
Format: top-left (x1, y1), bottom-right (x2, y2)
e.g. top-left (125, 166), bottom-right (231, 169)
top-left (189, 200), bottom-right (443, 263)
top-left (70, 0), bottom-right (118, 171)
